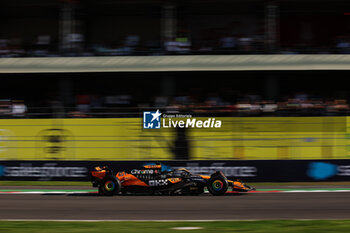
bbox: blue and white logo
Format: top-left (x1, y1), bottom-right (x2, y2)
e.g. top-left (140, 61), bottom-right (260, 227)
top-left (143, 110), bottom-right (162, 129)
top-left (0, 165), bottom-right (5, 177)
top-left (307, 162), bottom-right (337, 180)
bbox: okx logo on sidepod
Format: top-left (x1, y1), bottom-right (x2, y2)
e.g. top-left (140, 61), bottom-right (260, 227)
top-left (307, 162), bottom-right (337, 180)
top-left (143, 110), bottom-right (161, 129)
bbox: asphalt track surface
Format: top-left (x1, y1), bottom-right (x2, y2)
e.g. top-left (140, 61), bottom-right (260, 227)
top-left (1, 187), bottom-right (350, 220)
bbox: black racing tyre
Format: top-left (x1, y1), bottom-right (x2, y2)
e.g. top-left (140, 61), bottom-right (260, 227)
top-left (207, 174), bottom-right (228, 196)
top-left (100, 175), bottom-right (121, 196)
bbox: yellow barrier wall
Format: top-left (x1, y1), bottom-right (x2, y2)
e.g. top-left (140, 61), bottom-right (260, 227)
top-left (0, 117), bottom-right (348, 160)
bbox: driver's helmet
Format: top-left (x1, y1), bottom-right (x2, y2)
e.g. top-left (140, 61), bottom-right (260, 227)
top-left (173, 168), bottom-right (191, 177)
top-left (142, 163), bottom-right (172, 172)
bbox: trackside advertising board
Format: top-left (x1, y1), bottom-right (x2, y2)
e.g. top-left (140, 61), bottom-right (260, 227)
top-left (0, 160), bottom-right (349, 182)
top-left (0, 117), bottom-right (347, 161)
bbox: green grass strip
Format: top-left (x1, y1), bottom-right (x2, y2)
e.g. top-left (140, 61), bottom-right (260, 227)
top-left (1, 220), bottom-right (350, 233)
top-left (0, 181), bottom-right (90, 186)
top-left (1, 188), bottom-right (350, 193)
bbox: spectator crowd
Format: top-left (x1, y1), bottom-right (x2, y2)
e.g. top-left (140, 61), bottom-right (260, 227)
top-left (1, 93), bottom-right (349, 118)
top-left (1, 32), bottom-right (350, 58)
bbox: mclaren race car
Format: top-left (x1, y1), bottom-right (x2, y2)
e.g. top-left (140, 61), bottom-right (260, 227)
top-left (90, 163), bottom-right (255, 196)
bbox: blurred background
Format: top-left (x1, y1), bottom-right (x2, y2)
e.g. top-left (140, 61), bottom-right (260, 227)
top-left (2, 1), bottom-right (350, 229)
top-left (1, 0), bottom-right (350, 56)
top-left (0, 0), bottom-right (350, 162)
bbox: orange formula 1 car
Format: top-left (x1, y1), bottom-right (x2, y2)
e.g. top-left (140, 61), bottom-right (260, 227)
top-left (90, 163), bottom-right (255, 196)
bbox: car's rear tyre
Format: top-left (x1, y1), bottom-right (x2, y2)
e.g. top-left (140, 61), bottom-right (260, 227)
top-left (100, 175), bottom-right (121, 196)
top-left (207, 173), bottom-right (228, 196)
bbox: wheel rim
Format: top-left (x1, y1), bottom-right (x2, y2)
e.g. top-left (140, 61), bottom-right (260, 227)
top-left (212, 180), bottom-right (224, 191)
top-left (104, 181), bottom-right (115, 192)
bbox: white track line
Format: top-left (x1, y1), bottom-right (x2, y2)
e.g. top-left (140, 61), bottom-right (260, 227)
top-left (284, 190), bottom-right (350, 193)
top-left (171, 227), bottom-right (204, 230)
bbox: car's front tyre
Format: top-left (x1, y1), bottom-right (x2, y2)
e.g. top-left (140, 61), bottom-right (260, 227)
top-left (207, 172), bottom-right (228, 196)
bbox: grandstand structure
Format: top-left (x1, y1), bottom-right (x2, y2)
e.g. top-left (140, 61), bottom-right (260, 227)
top-left (0, 0), bottom-right (350, 161)
top-left (0, 54), bottom-right (349, 161)
top-left (1, 0), bottom-right (349, 56)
